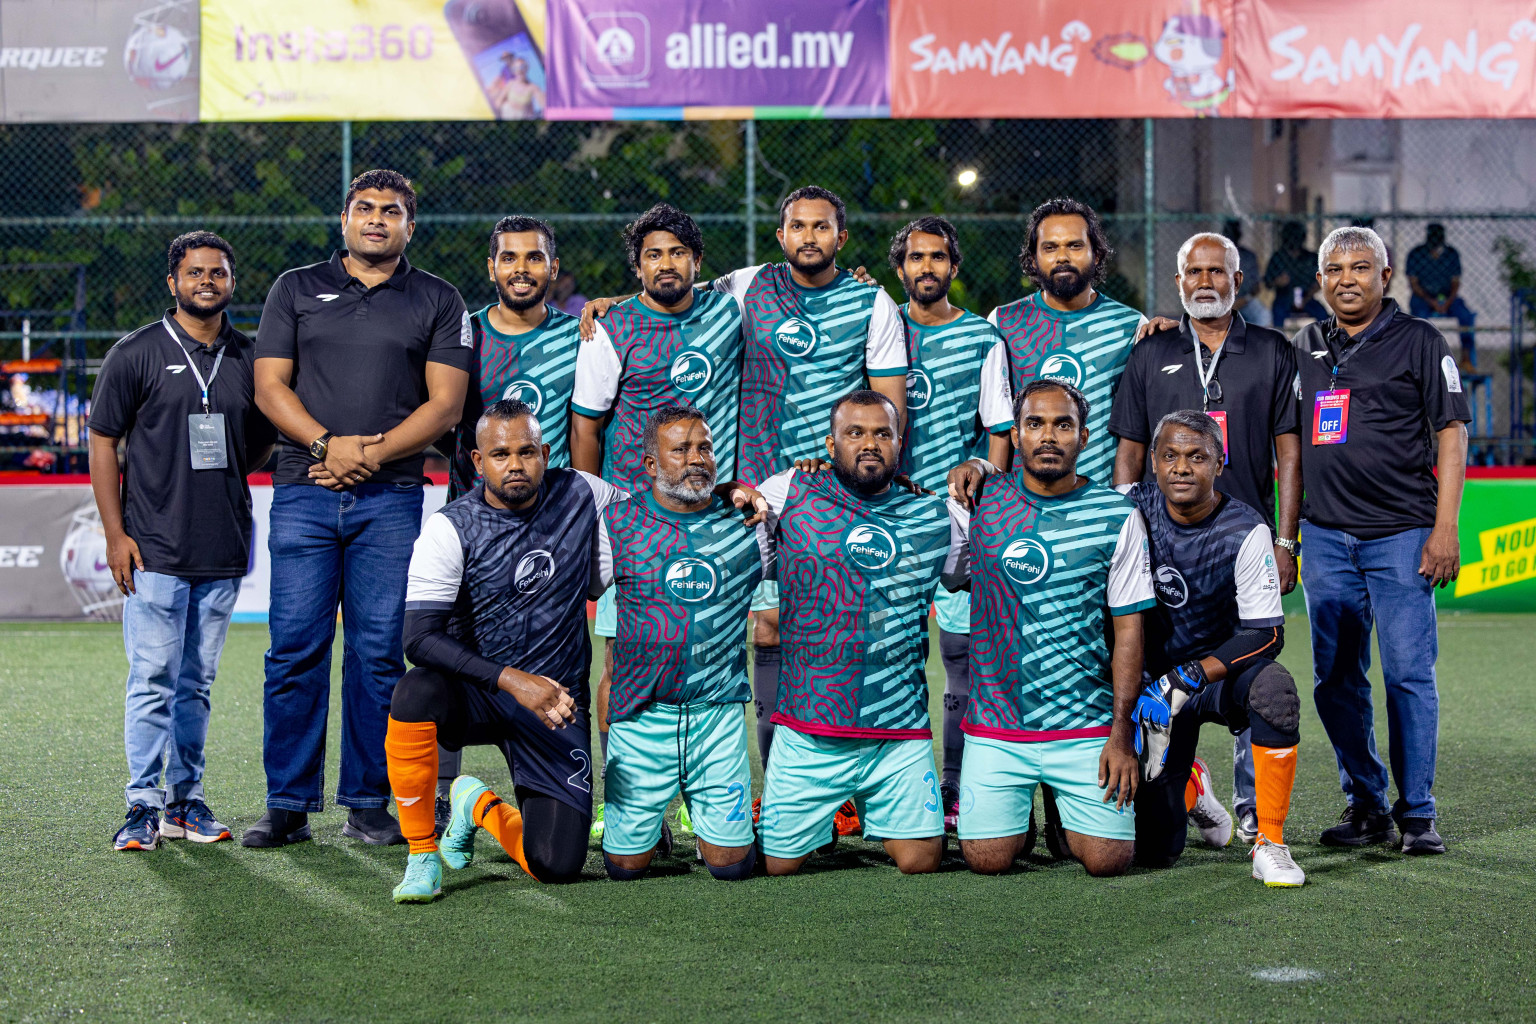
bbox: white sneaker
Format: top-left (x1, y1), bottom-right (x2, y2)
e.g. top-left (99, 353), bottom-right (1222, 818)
top-left (1235, 809), bottom-right (1259, 844)
top-left (1187, 757), bottom-right (1233, 848)
top-left (1251, 835), bottom-right (1306, 887)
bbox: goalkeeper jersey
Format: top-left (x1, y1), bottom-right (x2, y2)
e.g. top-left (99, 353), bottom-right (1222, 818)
top-left (956, 471), bottom-right (1155, 741)
top-left (714, 264), bottom-right (906, 486)
top-left (595, 491), bottom-right (772, 721)
top-left (982, 292), bottom-right (1145, 487)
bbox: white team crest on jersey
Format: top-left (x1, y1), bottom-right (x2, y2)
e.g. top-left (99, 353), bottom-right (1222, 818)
top-left (663, 556), bottom-right (719, 604)
top-left (1001, 537), bottom-right (1051, 585)
top-left (1154, 564), bottom-right (1189, 608)
top-left (842, 522), bottom-right (898, 570)
top-left (1037, 351), bottom-right (1085, 387)
top-left (502, 379), bottom-right (544, 413)
top-left (669, 349), bottom-right (713, 395)
top-left (906, 367), bottom-right (934, 410)
top-left (774, 317), bottom-right (819, 358)
top-left (513, 549), bottom-right (556, 595)
top-left (1441, 354), bottom-right (1463, 393)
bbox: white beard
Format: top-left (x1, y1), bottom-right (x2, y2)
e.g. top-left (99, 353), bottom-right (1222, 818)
top-left (1181, 291), bottom-right (1234, 319)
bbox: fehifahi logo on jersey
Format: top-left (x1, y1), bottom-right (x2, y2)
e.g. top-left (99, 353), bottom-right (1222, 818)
top-left (513, 550), bottom-right (556, 595)
top-left (1037, 351), bottom-right (1085, 388)
top-left (906, 367), bottom-right (933, 410)
top-left (842, 522), bottom-right (898, 570)
top-left (774, 318), bottom-right (819, 358)
top-left (670, 349), bottom-right (713, 394)
top-left (663, 555), bottom-right (718, 604)
top-left (502, 380), bottom-right (544, 413)
top-left (1001, 537), bottom-right (1051, 585)
top-left (1154, 564), bottom-right (1189, 608)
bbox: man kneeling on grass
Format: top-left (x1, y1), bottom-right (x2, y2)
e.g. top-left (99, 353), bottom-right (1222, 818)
top-left (384, 399), bottom-right (621, 903)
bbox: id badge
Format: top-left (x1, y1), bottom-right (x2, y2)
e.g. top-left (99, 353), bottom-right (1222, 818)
top-left (1208, 410), bottom-right (1230, 464)
top-left (188, 413), bottom-right (228, 469)
top-left (1312, 390), bottom-right (1349, 445)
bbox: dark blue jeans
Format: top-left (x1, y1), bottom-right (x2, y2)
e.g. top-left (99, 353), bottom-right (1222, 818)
top-left (1300, 522), bottom-right (1439, 821)
top-left (263, 482), bottom-right (423, 812)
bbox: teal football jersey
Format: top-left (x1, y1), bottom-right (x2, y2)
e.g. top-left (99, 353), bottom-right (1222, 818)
top-left (900, 305), bottom-right (1012, 493)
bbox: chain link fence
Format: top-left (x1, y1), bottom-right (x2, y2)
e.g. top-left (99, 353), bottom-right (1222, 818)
top-left (2, 117), bottom-right (1533, 468)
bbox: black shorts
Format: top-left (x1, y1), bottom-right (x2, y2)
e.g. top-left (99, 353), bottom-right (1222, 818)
top-left (397, 667), bottom-right (594, 816)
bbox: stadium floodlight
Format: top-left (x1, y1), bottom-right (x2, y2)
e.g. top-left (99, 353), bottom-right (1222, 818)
top-left (956, 168), bottom-right (979, 188)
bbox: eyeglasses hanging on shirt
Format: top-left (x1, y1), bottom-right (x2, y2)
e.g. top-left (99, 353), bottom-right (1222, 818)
top-left (162, 317), bottom-right (228, 471)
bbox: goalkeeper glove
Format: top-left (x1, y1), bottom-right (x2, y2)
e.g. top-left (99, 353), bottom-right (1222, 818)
top-left (1132, 660), bottom-right (1208, 782)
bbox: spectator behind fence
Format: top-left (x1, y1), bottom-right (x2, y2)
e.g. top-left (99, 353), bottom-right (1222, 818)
top-left (1222, 219), bottom-right (1270, 327)
top-left (1264, 221), bottom-right (1328, 328)
top-left (1406, 223), bottom-right (1477, 367)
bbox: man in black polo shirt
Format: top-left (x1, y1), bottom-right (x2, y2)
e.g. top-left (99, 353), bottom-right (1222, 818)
top-left (1296, 225), bottom-right (1468, 857)
top-left (246, 169), bottom-right (471, 848)
top-left (1111, 230), bottom-right (1301, 845)
top-left (89, 231), bottom-right (275, 852)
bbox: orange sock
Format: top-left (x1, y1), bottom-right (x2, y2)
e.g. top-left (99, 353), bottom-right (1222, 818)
top-left (1252, 744), bottom-right (1298, 844)
top-left (1184, 772), bottom-right (1201, 813)
top-left (384, 717), bottom-right (439, 855)
top-left (474, 790), bottom-right (532, 877)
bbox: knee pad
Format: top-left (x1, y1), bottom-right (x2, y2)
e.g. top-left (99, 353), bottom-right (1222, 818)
top-left (389, 668), bottom-right (450, 724)
top-left (706, 846), bottom-right (757, 881)
top-left (1247, 662), bottom-right (1301, 746)
top-left (603, 852), bottom-right (648, 881)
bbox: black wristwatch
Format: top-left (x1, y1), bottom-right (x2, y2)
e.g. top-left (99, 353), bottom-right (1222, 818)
top-left (308, 431), bottom-right (334, 461)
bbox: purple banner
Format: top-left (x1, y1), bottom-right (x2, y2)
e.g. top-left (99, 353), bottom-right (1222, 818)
top-left (546, 0), bottom-right (889, 115)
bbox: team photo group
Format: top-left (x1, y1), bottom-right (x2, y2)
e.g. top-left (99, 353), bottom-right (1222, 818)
top-left (93, 166), bottom-right (1469, 903)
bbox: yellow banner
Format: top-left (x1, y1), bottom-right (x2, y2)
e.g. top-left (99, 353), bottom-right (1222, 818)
top-left (200, 0), bottom-right (545, 121)
top-left (1454, 516), bottom-right (1536, 598)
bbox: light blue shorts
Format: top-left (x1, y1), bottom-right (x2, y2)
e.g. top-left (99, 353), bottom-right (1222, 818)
top-left (602, 701), bottom-right (754, 855)
top-left (933, 587), bottom-right (970, 635)
top-left (758, 726), bottom-right (942, 859)
top-left (750, 580), bottom-right (778, 614)
top-left (594, 589), bottom-right (617, 638)
top-left (958, 733), bottom-right (1135, 842)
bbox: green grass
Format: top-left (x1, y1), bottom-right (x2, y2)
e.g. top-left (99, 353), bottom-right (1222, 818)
top-left (1, 616), bottom-right (1534, 1023)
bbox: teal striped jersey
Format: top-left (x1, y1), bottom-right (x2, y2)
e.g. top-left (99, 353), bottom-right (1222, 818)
top-left (596, 492), bottom-right (771, 720)
top-left (760, 468), bottom-right (965, 739)
top-left (899, 305), bottom-right (1012, 494)
top-left (450, 304), bottom-right (581, 498)
top-left (985, 293), bottom-right (1146, 487)
top-left (958, 472), bottom-right (1155, 740)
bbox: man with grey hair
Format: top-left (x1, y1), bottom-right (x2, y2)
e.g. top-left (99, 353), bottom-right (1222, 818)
top-left (1113, 230), bottom-right (1301, 846)
top-left (1295, 225), bottom-right (1468, 856)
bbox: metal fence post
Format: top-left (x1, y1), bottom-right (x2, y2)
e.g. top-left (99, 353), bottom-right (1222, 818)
top-left (1143, 117), bottom-right (1155, 311)
top-left (744, 119), bottom-right (757, 266)
top-left (341, 121), bottom-right (353, 207)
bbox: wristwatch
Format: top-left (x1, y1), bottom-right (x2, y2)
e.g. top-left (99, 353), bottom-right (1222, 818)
top-left (1275, 537), bottom-right (1299, 556)
top-left (308, 432), bottom-right (334, 461)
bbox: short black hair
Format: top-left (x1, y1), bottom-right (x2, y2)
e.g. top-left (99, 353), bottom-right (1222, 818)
top-left (1153, 409), bottom-right (1223, 460)
top-left (489, 215), bottom-right (557, 261)
top-left (642, 404), bottom-right (706, 460)
top-left (888, 216), bottom-right (962, 273)
top-left (344, 169), bottom-right (417, 221)
top-left (476, 398), bottom-right (540, 444)
top-left (624, 203), bottom-right (703, 271)
top-left (780, 185), bottom-right (847, 233)
top-left (829, 389), bottom-right (899, 431)
top-left (1019, 197), bottom-right (1114, 290)
top-left (1012, 378), bottom-right (1090, 428)
top-left (166, 231), bottom-right (234, 279)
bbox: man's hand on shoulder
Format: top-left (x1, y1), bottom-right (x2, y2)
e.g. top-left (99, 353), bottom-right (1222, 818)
top-left (1135, 316), bottom-right (1178, 341)
top-left (947, 460), bottom-right (989, 509)
top-left (727, 483), bottom-right (771, 527)
top-left (577, 295), bottom-right (629, 341)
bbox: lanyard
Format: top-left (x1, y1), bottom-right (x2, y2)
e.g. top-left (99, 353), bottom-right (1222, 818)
top-left (1191, 332), bottom-right (1224, 412)
top-left (162, 317), bottom-right (225, 414)
top-left (1325, 331), bottom-right (1365, 391)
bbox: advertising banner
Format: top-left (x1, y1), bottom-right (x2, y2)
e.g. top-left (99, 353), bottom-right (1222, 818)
top-left (889, 0), bottom-right (1237, 119)
top-left (199, 0), bottom-right (550, 121)
top-left (544, 0), bottom-right (888, 119)
top-left (0, 0), bottom-right (199, 122)
top-left (1234, 1), bottom-right (1536, 118)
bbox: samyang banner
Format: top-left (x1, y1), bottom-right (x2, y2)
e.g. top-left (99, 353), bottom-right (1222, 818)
top-left (544, 0), bottom-right (888, 119)
top-left (0, 0), bottom-right (199, 122)
top-left (889, 0), bottom-right (1238, 119)
top-left (1233, 0), bottom-right (1536, 118)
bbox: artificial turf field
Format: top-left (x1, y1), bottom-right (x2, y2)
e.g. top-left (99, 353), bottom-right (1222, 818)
top-left (1, 615), bottom-right (1533, 1023)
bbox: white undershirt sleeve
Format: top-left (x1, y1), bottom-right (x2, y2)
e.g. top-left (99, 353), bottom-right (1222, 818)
top-left (405, 513), bottom-right (463, 609)
top-left (1234, 523), bottom-right (1285, 627)
top-left (978, 333), bottom-right (1014, 433)
top-left (864, 289), bottom-right (907, 376)
top-left (571, 322), bottom-right (622, 417)
top-left (940, 498), bottom-right (971, 593)
top-left (1107, 509), bottom-right (1156, 615)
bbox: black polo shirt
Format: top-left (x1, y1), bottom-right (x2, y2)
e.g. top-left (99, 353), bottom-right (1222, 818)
top-left (89, 310), bottom-right (276, 579)
top-left (256, 251), bottom-right (471, 485)
top-left (1108, 314), bottom-right (1298, 528)
top-left (1293, 299), bottom-right (1470, 539)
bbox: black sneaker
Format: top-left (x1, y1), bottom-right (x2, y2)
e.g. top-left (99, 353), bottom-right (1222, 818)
top-left (241, 808), bottom-right (311, 848)
top-left (342, 807), bottom-right (405, 846)
top-left (1399, 817), bottom-right (1447, 855)
top-left (434, 796), bottom-right (451, 839)
top-left (941, 783), bottom-right (960, 834)
top-left (1319, 805), bottom-right (1399, 847)
top-left (656, 819), bottom-right (674, 858)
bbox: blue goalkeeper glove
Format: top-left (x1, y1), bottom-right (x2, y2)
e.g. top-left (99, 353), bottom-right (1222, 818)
top-left (1133, 660), bottom-right (1209, 781)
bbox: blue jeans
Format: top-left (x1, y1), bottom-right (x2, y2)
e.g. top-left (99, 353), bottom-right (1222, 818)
top-left (263, 482), bottom-right (423, 812)
top-left (1300, 522), bottom-right (1439, 821)
top-left (123, 571), bottom-right (239, 810)
top-left (1409, 294), bottom-right (1476, 362)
